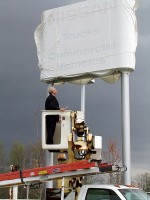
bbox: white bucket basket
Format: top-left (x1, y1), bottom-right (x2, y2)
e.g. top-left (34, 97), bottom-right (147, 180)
top-left (42, 110), bottom-right (72, 151)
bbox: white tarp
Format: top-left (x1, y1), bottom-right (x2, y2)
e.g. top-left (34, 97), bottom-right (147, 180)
top-left (34, 0), bottom-right (138, 84)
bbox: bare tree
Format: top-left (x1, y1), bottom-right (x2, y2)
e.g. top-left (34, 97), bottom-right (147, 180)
top-left (133, 173), bottom-right (150, 192)
top-left (102, 138), bottom-right (121, 164)
top-left (83, 138), bottom-right (122, 185)
top-left (101, 138), bottom-right (122, 184)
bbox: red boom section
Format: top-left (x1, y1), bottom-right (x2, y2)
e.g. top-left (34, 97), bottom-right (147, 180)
top-left (0, 161), bottom-right (113, 182)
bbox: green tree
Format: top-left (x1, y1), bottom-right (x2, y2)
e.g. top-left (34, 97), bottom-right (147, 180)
top-left (9, 141), bottom-right (25, 168)
top-left (0, 142), bottom-right (9, 199)
top-left (22, 137), bottom-right (45, 169)
top-left (0, 141), bottom-right (6, 172)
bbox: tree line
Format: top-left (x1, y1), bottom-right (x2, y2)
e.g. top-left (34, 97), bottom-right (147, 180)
top-left (0, 138), bottom-right (45, 173)
top-left (0, 138), bottom-right (46, 199)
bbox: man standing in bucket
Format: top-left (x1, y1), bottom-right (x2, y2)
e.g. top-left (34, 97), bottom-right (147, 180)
top-left (45, 86), bottom-right (65, 144)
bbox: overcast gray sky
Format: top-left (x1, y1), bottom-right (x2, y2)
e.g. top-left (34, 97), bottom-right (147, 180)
top-left (0, 0), bottom-right (150, 177)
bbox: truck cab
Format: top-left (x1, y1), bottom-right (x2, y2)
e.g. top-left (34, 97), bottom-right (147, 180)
top-left (77, 185), bottom-right (150, 200)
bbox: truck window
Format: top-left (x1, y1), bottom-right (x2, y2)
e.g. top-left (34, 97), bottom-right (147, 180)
top-left (85, 188), bottom-right (121, 200)
top-left (119, 189), bottom-right (150, 200)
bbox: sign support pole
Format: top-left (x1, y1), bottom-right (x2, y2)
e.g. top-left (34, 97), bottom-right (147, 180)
top-left (121, 71), bottom-right (131, 184)
top-left (81, 85), bottom-right (85, 114)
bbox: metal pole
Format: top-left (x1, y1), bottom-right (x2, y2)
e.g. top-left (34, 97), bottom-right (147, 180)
top-left (45, 84), bottom-right (53, 192)
top-left (12, 186), bottom-right (18, 200)
top-left (45, 151), bottom-right (53, 186)
top-left (61, 177), bottom-right (65, 200)
top-left (121, 71), bottom-right (131, 184)
top-left (27, 185), bottom-right (29, 199)
top-left (81, 85), bottom-right (85, 113)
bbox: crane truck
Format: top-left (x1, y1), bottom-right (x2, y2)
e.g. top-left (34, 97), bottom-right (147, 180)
top-left (0, 110), bottom-right (149, 200)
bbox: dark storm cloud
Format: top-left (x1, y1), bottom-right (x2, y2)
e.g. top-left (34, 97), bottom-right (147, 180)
top-left (129, 0), bottom-right (150, 174)
top-left (0, 0), bottom-right (150, 175)
top-left (0, 0), bottom-right (86, 147)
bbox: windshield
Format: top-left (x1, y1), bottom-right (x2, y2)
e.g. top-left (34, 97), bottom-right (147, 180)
top-left (119, 189), bottom-right (150, 200)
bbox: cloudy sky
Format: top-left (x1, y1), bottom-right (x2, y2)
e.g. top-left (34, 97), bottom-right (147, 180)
top-left (0, 0), bottom-right (150, 177)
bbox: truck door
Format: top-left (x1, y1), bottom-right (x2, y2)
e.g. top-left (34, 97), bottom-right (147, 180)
top-left (85, 188), bottom-right (121, 200)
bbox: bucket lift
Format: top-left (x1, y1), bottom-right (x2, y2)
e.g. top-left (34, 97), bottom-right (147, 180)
top-left (0, 110), bottom-right (126, 199)
top-left (41, 110), bottom-right (102, 161)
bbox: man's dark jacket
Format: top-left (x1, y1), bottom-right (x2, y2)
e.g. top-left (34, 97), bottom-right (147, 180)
top-left (45, 94), bottom-right (59, 122)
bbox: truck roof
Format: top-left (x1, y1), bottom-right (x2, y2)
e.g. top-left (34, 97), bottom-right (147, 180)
top-left (81, 185), bottom-right (140, 190)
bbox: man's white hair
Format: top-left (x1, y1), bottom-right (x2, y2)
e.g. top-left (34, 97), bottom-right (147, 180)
top-left (48, 86), bottom-right (55, 94)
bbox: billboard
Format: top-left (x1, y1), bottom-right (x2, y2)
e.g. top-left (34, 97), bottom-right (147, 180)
top-left (34, 0), bottom-right (138, 84)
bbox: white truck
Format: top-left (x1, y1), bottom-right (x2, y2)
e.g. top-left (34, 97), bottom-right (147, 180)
top-left (77, 185), bottom-right (150, 200)
top-left (46, 184), bottom-right (150, 200)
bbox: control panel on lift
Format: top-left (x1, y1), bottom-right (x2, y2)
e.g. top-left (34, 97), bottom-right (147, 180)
top-left (42, 110), bottom-right (102, 160)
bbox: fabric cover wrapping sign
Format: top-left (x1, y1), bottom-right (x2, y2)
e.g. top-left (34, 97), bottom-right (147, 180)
top-left (34, 0), bottom-right (138, 84)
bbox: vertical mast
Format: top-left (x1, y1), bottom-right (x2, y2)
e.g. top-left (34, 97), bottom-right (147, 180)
top-left (81, 85), bottom-right (85, 114)
top-left (121, 71), bottom-right (131, 184)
